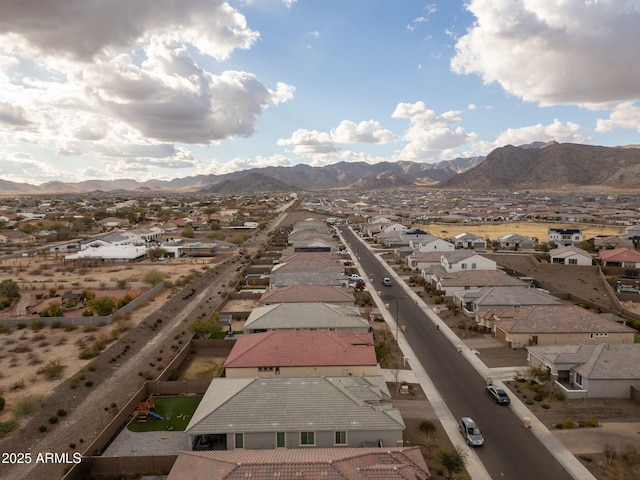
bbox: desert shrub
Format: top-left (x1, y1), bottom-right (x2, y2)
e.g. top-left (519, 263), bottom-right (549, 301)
top-left (85, 381), bottom-right (94, 387)
top-left (561, 419), bottom-right (577, 429)
top-left (57, 409), bottom-right (67, 417)
top-left (541, 404), bottom-right (550, 409)
top-left (0, 397), bottom-right (5, 411)
top-left (39, 425), bottom-right (47, 433)
top-left (525, 399), bottom-right (534, 405)
top-left (39, 359), bottom-right (66, 379)
top-left (50, 320), bottom-right (63, 329)
top-left (419, 420), bottom-right (436, 432)
top-left (433, 296), bottom-right (444, 304)
top-left (555, 391), bottom-right (566, 401)
top-left (64, 324), bottom-right (78, 332)
top-left (14, 395), bottom-right (44, 416)
top-left (533, 393), bottom-right (544, 402)
top-left (0, 421), bottom-right (18, 438)
top-left (0, 323), bottom-right (12, 334)
top-left (70, 378), bottom-right (78, 389)
top-left (584, 417), bottom-right (599, 428)
top-left (48, 416), bottom-right (58, 424)
top-left (87, 363), bottom-right (97, 372)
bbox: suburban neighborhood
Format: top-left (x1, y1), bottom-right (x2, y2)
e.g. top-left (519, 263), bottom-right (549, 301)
top-left (1, 189), bottom-right (640, 480)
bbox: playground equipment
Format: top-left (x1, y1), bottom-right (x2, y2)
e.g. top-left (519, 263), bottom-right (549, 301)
top-left (137, 395), bottom-right (163, 423)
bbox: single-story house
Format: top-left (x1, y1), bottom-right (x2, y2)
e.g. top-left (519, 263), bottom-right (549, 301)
top-left (457, 285), bottom-right (563, 315)
top-left (64, 245), bottom-right (147, 263)
top-left (259, 285), bottom-right (354, 305)
top-left (593, 235), bottom-right (633, 251)
top-left (167, 447), bottom-right (430, 480)
top-left (549, 245), bottom-right (593, 266)
top-left (452, 232), bottom-right (487, 249)
top-left (185, 376), bottom-right (405, 450)
top-left (599, 248), bottom-right (640, 269)
top-left (223, 330), bottom-right (377, 378)
top-left (527, 343), bottom-right (640, 398)
top-left (243, 302), bottom-right (369, 333)
top-left (496, 233), bottom-right (536, 250)
top-left (433, 270), bottom-right (528, 297)
top-left (488, 305), bottom-right (636, 349)
top-left (406, 251), bottom-right (443, 270)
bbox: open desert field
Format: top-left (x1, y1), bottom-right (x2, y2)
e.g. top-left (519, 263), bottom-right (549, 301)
top-left (415, 222), bottom-right (624, 242)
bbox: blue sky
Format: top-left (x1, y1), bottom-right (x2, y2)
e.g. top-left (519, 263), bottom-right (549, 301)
top-left (1, 0), bottom-right (639, 185)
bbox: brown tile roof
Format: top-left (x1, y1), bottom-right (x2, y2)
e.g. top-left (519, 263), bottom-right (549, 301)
top-left (167, 447), bottom-right (430, 480)
top-left (224, 330), bottom-right (376, 369)
top-left (260, 285), bottom-right (355, 304)
top-left (492, 305), bottom-right (636, 334)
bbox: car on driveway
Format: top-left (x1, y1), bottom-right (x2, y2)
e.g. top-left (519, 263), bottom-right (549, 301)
top-left (459, 417), bottom-right (484, 447)
top-left (349, 274), bottom-right (362, 281)
top-left (486, 384), bottom-right (510, 405)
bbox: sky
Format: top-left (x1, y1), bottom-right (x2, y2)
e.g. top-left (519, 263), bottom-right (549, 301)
top-left (1, 0), bottom-right (640, 186)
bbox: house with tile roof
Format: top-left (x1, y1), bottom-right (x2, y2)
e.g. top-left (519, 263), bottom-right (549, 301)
top-left (167, 446), bottom-right (430, 480)
top-left (496, 233), bottom-right (536, 250)
top-left (527, 344), bottom-right (640, 398)
top-left (593, 235), bottom-right (633, 251)
top-left (259, 285), bottom-right (354, 305)
top-left (433, 270), bottom-right (528, 298)
top-left (410, 236), bottom-right (455, 252)
top-left (243, 302), bottom-right (369, 333)
top-left (185, 376), bottom-right (405, 450)
top-left (223, 331), bottom-right (378, 378)
top-left (457, 285), bottom-right (563, 315)
top-left (487, 305), bottom-right (636, 349)
top-left (599, 247), bottom-right (640, 268)
top-left (549, 245), bottom-right (593, 266)
top-left (452, 232), bottom-right (487, 249)
top-left (439, 251), bottom-right (496, 273)
top-left (269, 252), bottom-right (348, 289)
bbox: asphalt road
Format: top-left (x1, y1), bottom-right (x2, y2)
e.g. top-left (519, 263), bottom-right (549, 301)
top-left (339, 226), bottom-right (574, 480)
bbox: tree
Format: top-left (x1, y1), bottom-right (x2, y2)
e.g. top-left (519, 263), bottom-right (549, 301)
top-left (437, 445), bottom-right (467, 478)
top-left (182, 226), bottom-right (195, 238)
top-left (142, 269), bottom-right (165, 286)
top-left (188, 313), bottom-right (222, 339)
top-left (147, 247), bottom-right (168, 262)
top-left (88, 296), bottom-right (115, 315)
top-left (0, 279), bottom-right (20, 299)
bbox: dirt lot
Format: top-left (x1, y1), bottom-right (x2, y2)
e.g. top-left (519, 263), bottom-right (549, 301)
top-left (416, 222), bottom-right (624, 243)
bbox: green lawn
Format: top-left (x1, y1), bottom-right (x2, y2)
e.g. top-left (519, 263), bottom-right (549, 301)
top-left (127, 395), bottom-right (202, 432)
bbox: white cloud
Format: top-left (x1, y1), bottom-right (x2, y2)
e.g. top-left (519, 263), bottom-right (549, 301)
top-left (474, 119), bottom-right (589, 152)
top-left (0, 4), bottom-right (293, 174)
top-left (332, 120), bottom-right (393, 144)
top-left (467, 103), bottom-right (476, 111)
top-left (0, 0), bottom-right (258, 62)
top-left (278, 129), bottom-right (337, 155)
top-left (278, 119), bottom-right (393, 157)
top-left (596, 102), bottom-right (640, 133)
top-left (391, 101), bottom-right (475, 161)
top-left (0, 153), bottom-right (66, 184)
top-left (452, 0), bottom-right (640, 107)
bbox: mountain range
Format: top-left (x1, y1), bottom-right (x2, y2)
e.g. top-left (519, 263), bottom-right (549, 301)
top-left (2, 142), bottom-right (640, 195)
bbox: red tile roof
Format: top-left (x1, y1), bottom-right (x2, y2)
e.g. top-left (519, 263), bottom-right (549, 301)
top-left (224, 330), bottom-right (376, 369)
top-left (168, 447), bottom-right (430, 480)
top-left (599, 247), bottom-right (640, 263)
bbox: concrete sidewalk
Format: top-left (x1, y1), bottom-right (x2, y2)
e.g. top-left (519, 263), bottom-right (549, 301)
top-left (340, 226), bottom-right (597, 480)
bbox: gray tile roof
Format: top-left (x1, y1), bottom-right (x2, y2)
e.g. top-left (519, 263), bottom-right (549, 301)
top-left (185, 376), bottom-right (404, 436)
top-left (574, 344), bottom-right (640, 379)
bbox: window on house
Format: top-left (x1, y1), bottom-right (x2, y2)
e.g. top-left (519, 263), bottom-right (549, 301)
top-left (589, 332), bottom-right (608, 339)
top-left (471, 263), bottom-right (476, 269)
top-left (568, 258), bottom-right (577, 265)
top-left (234, 433), bottom-right (244, 449)
top-left (300, 431), bottom-right (315, 445)
top-left (275, 367), bottom-right (280, 375)
top-left (276, 432), bottom-right (285, 448)
top-left (575, 372), bottom-right (583, 387)
top-left (461, 263), bottom-right (467, 269)
top-left (335, 431), bottom-right (347, 445)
